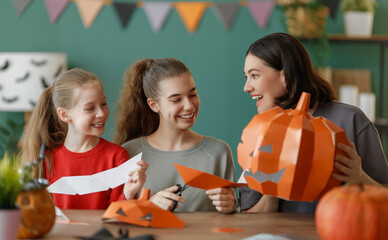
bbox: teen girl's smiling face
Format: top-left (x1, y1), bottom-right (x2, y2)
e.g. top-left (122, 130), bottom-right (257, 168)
top-left (244, 54), bottom-right (287, 113)
top-left (150, 72), bottom-right (200, 131)
top-left (66, 83), bottom-right (109, 137)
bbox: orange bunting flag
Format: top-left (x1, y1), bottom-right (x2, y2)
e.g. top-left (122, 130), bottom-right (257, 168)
top-left (102, 189), bottom-right (185, 228)
top-left (174, 2), bottom-right (208, 33)
top-left (75, 0), bottom-right (105, 28)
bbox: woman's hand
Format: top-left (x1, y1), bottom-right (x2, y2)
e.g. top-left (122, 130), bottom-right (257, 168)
top-left (206, 188), bottom-right (235, 213)
top-left (123, 160), bottom-right (148, 199)
top-left (150, 185), bottom-right (185, 211)
top-left (333, 142), bottom-right (380, 186)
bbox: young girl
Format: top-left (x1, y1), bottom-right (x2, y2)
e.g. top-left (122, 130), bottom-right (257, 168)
top-left (21, 68), bottom-right (147, 209)
top-left (114, 58), bottom-right (237, 213)
top-left (241, 32), bottom-right (388, 213)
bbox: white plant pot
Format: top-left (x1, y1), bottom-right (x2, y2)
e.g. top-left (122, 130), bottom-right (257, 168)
top-left (0, 208), bottom-right (21, 240)
top-left (344, 11), bottom-right (374, 37)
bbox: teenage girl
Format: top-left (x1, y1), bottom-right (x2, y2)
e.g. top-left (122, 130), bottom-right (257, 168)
top-left (114, 58), bottom-right (237, 213)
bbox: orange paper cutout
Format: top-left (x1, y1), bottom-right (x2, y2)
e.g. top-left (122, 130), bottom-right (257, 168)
top-left (102, 189), bottom-right (184, 228)
top-left (212, 227), bottom-right (245, 233)
top-left (174, 2), bottom-right (208, 33)
top-left (238, 92), bottom-right (351, 201)
top-left (174, 163), bottom-right (247, 190)
top-left (75, 0), bottom-right (105, 28)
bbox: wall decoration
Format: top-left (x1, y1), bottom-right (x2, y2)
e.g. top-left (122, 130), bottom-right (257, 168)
top-left (0, 53), bottom-right (67, 112)
top-left (12, 0), bottom-right (337, 32)
top-left (143, 2), bottom-right (173, 32)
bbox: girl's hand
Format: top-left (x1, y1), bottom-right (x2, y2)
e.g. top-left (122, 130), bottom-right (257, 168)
top-left (332, 142), bottom-right (380, 185)
top-left (150, 185), bottom-right (185, 211)
top-left (123, 160), bottom-right (148, 199)
top-left (206, 188), bottom-right (235, 213)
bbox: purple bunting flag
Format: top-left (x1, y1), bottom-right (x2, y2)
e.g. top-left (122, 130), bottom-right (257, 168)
top-left (44, 0), bottom-right (70, 24)
top-left (247, 0), bottom-right (275, 29)
top-left (143, 2), bottom-right (172, 32)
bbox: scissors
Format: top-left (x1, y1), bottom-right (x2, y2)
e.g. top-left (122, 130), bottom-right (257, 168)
top-left (170, 184), bottom-right (189, 212)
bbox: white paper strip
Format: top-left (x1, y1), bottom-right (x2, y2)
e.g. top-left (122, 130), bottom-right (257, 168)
top-left (47, 152), bottom-right (142, 195)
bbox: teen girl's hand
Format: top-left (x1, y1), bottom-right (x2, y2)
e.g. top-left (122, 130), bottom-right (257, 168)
top-left (333, 142), bottom-right (380, 186)
top-left (150, 185), bottom-right (185, 211)
top-left (206, 188), bottom-right (235, 213)
top-left (123, 160), bottom-right (148, 199)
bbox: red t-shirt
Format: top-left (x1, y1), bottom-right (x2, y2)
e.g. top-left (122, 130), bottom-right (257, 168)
top-left (44, 138), bottom-right (129, 209)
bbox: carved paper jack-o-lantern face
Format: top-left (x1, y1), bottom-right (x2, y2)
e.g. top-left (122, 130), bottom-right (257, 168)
top-left (16, 188), bottom-right (56, 239)
top-left (238, 92), bottom-right (350, 201)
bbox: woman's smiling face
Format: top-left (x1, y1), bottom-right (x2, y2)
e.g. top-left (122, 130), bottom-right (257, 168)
top-left (244, 54), bottom-right (287, 113)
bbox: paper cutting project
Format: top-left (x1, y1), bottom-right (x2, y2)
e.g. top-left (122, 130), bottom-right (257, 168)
top-left (174, 163), bottom-right (246, 190)
top-left (238, 92), bottom-right (350, 201)
top-left (47, 153), bottom-right (142, 195)
top-left (102, 188), bottom-right (185, 228)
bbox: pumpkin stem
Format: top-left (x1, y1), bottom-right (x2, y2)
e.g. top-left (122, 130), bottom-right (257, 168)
top-left (294, 92), bottom-right (310, 114)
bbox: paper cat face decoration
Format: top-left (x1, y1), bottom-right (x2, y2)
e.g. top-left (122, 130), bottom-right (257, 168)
top-left (0, 53), bottom-right (67, 111)
top-left (238, 92), bottom-right (350, 201)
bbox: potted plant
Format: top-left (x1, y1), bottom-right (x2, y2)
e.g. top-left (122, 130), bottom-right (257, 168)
top-left (278, 0), bottom-right (330, 39)
top-left (0, 153), bottom-right (23, 240)
top-left (341, 0), bottom-right (377, 36)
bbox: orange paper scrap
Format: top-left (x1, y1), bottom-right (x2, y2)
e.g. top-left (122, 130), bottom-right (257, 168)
top-left (238, 92), bottom-right (350, 201)
top-left (102, 188), bottom-right (184, 228)
top-left (174, 163), bottom-right (247, 190)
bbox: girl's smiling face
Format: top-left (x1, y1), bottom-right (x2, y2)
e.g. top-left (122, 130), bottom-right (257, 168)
top-left (149, 72), bottom-right (200, 131)
top-left (244, 54), bottom-right (287, 113)
top-left (66, 83), bottom-right (109, 138)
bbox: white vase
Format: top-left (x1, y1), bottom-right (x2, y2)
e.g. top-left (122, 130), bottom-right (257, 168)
top-left (344, 11), bottom-right (374, 37)
top-left (0, 208), bottom-right (21, 240)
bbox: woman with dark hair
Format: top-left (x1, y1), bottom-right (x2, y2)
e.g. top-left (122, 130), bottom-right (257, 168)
top-left (240, 32), bottom-right (388, 213)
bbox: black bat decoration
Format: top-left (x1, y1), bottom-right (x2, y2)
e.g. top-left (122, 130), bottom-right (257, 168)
top-left (2, 96), bottom-right (19, 103)
top-left (0, 60), bottom-right (10, 71)
top-left (41, 77), bottom-right (50, 89)
top-left (31, 59), bottom-right (47, 66)
top-left (55, 64), bottom-right (64, 77)
top-left (16, 72), bottom-right (30, 83)
top-left (29, 99), bottom-right (36, 107)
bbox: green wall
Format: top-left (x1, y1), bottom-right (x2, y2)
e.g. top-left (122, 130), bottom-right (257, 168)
top-left (1, 1), bottom-right (387, 173)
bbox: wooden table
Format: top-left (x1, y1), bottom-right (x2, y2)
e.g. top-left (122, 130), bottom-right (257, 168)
top-left (42, 210), bottom-right (320, 240)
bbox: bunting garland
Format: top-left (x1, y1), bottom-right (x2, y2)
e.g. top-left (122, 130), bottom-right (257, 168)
top-left (11, 0), bottom-right (340, 33)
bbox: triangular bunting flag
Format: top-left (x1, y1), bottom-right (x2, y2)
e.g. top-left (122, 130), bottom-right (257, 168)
top-left (175, 2), bottom-right (208, 33)
top-left (321, 0), bottom-right (340, 19)
top-left (247, 0), bottom-right (275, 29)
top-left (12, 0), bottom-right (32, 17)
top-left (213, 2), bottom-right (239, 29)
top-left (143, 2), bottom-right (172, 32)
top-left (75, 0), bottom-right (105, 28)
top-left (44, 0), bottom-right (70, 24)
top-left (113, 2), bottom-right (136, 27)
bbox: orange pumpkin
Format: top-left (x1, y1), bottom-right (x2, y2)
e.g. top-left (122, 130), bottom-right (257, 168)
top-left (16, 187), bottom-right (55, 239)
top-left (315, 184), bottom-right (388, 240)
top-left (238, 92), bottom-right (350, 201)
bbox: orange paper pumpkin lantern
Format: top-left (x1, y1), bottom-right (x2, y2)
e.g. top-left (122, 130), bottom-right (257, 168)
top-left (102, 188), bottom-right (185, 228)
top-left (238, 92), bottom-right (350, 201)
top-left (315, 184), bottom-right (388, 240)
top-left (16, 188), bottom-right (56, 239)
